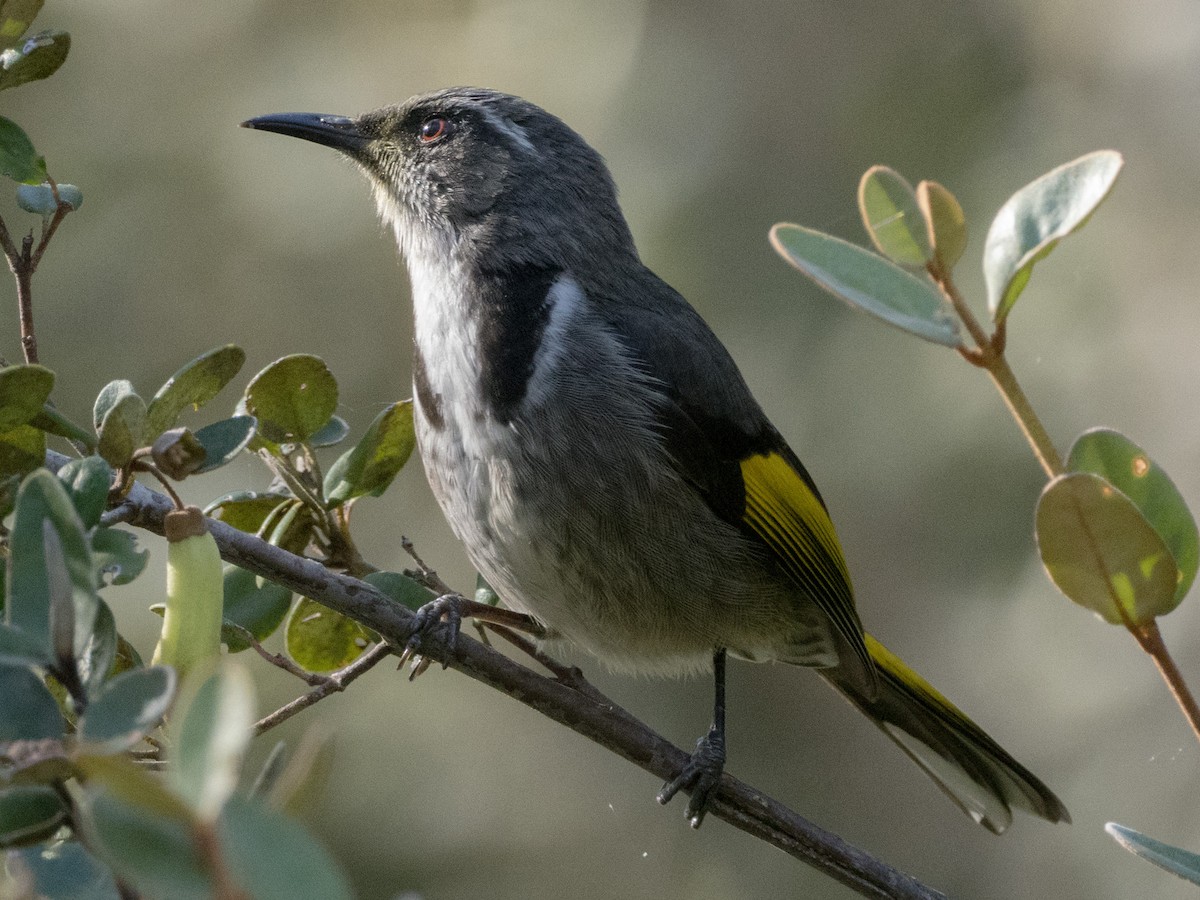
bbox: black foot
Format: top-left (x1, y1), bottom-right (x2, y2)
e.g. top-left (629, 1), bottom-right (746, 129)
top-left (657, 726), bottom-right (726, 828)
top-left (397, 593), bottom-right (464, 677)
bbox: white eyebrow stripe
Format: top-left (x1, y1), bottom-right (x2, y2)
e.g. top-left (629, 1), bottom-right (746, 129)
top-left (478, 105), bottom-right (538, 155)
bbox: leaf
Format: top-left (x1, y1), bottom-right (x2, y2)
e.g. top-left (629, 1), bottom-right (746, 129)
top-left (323, 400), bottom-right (415, 505)
top-left (0, 30), bottom-right (69, 91)
top-left (0, 786), bottom-right (66, 848)
top-left (56, 455), bottom-right (112, 529)
top-left (857, 166), bottom-right (931, 268)
top-left (74, 753), bottom-right (193, 822)
top-left (95, 386), bottom-right (146, 470)
top-left (1036, 472), bottom-right (1179, 625)
top-left (243, 355), bottom-right (338, 444)
top-left (77, 665), bottom-right (176, 755)
top-left (1107, 822), bottom-right (1200, 886)
top-left (0, 422), bottom-right (45, 481)
top-left (7, 841), bottom-right (122, 900)
top-left (0, 115), bottom-right (45, 183)
top-left (168, 663), bottom-right (255, 821)
top-left (769, 223), bottom-right (961, 347)
top-left (220, 565), bottom-right (293, 652)
top-left (0, 662), bottom-right (62, 740)
top-left (144, 345), bottom-right (247, 439)
top-left (191, 415), bottom-right (256, 473)
top-left (983, 150), bottom-right (1124, 323)
top-left (285, 598), bottom-right (371, 672)
top-left (205, 491), bottom-right (291, 533)
top-left (475, 572), bottom-right (500, 606)
top-left (1068, 428), bottom-right (1198, 604)
top-left (84, 790), bottom-right (211, 900)
top-left (0, 1), bottom-right (44, 45)
top-left (7, 469), bottom-right (97, 661)
top-left (76, 598), bottom-right (116, 697)
top-left (0, 364), bottom-right (53, 430)
top-left (365, 570), bottom-right (434, 613)
top-left (219, 795), bottom-right (354, 900)
top-left (265, 729), bottom-right (335, 820)
top-left (30, 403), bottom-right (95, 447)
top-left (91, 527), bottom-right (149, 586)
top-left (309, 414), bottom-right (349, 448)
top-left (917, 180), bottom-right (967, 271)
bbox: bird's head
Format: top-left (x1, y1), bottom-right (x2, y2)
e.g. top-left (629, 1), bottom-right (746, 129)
top-left (243, 87), bottom-right (637, 274)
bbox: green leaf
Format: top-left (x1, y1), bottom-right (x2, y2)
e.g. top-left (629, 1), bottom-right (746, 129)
top-left (77, 665), bottom-right (175, 755)
top-left (74, 753), bottom-right (192, 822)
top-left (220, 565), bottom-right (293, 652)
top-left (0, 116), bottom-right (44, 183)
top-left (1107, 822), bottom-right (1200, 886)
top-left (323, 400), bottom-right (415, 505)
top-left (0, 364), bottom-right (53, 430)
top-left (857, 166), bottom-right (931, 268)
top-left (365, 570), bottom-right (434, 613)
top-left (1068, 428), bottom-right (1198, 604)
top-left (769, 223), bottom-right (961, 347)
top-left (84, 791), bottom-right (211, 900)
top-left (0, 1), bottom-right (44, 45)
top-left (219, 796), bottom-right (353, 900)
top-left (95, 384), bottom-right (146, 470)
top-left (168, 663), bottom-right (255, 820)
top-left (243, 355), bottom-right (338, 444)
top-left (192, 415), bottom-right (256, 474)
top-left (7, 841), bottom-right (122, 900)
top-left (285, 598), bottom-right (371, 672)
top-left (0, 621), bottom-right (46, 663)
top-left (7, 469), bottom-right (97, 660)
top-left (0, 422), bottom-right (45, 481)
top-left (91, 527), bottom-right (148, 586)
top-left (475, 572), bottom-right (500, 606)
top-left (205, 491), bottom-right (291, 533)
top-left (983, 150), bottom-right (1123, 323)
top-left (0, 30), bottom-right (69, 91)
top-left (144, 345), bottom-right (247, 439)
top-left (264, 730), bottom-right (335, 820)
top-left (916, 180), bottom-right (967, 271)
top-left (0, 786), bottom-right (66, 848)
top-left (1036, 472), bottom-right (1178, 625)
top-left (0, 662), bottom-right (62, 740)
top-left (76, 598), bottom-right (116, 697)
top-left (309, 414), bottom-right (350, 448)
top-left (56, 456), bottom-right (112, 529)
top-left (30, 403), bottom-right (95, 447)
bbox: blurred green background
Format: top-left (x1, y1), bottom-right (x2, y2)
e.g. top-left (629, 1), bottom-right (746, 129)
top-left (7, 0), bottom-right (1200, 897)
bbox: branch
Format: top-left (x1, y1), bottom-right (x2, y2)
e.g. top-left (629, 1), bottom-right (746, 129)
top-left (61, 451), bottom-right (944, 900)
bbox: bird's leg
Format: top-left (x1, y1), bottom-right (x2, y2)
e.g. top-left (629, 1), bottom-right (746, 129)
top-left (657, 647), bottom-right (727, 828)
top-left (398, 593), bottom-right (545, 676)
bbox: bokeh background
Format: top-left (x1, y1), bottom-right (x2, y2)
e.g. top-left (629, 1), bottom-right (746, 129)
top-left (6, 0), bottom-right (1200, 897)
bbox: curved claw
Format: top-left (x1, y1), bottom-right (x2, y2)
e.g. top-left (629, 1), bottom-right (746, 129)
top-left (397, 593), bottom-right (464, 676)
top-left (657, 727), bottom-right (726, 828)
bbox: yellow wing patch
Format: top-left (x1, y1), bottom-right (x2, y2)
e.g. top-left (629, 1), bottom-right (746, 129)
top-left (739, 452), bottom-right (872, 676)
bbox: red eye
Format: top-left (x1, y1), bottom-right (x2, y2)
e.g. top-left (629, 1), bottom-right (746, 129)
top-left (419, 117), bottom-right (449, 143)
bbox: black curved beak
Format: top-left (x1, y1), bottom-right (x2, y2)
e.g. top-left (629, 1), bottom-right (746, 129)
top-left (241, 113), bottom-right (369, 155)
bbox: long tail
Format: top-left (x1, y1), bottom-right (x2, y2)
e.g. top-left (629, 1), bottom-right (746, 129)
top-left (819, 634), bottom-right (1070, 833)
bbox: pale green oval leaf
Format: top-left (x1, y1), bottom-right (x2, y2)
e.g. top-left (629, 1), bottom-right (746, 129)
top-left (917, 180), bottom-right (967, 271)
top-left (0, 785), bottom-right (66, 848)
top-left (0, 364), bottom-right (53, 430)
top-left (1107, 822), bottom-right (1200, 886)
top-left (1036, 472), bottom-right (1178, 625)
top-left (205, 491), bottom-right (291, 534)
top-left (323, 400), bottom-right (415, 505)
top-left (144, 345), bottom-right (246, 439)
top-left (168, 663), bottom-right (255, 820)
top-left (364, 569), bottom-right (434, 613)
top-left (56, 455), bottom-right (112, 529)
top-left (309, 414), bottom-right (350, 448)
top-left (0, 422), bottom-right (44, 481)
top-left (191, 416), bottom-right (256, 474)
top-left (0, 29), bottom-right (68, 91)
top-left (285, 597), bottom-right (371, 673)
top-left (78, 665), bottom-right (176, 754)
top-left (96, 390), bottom-right (146, 470)
top-left (769, 223), bottom-right (961, 347)
top-left (984, 150), bottom-right (1123, 322)
top-left (243, 355), bottom-right (337, 444)
top-left (219, 796), bottom-right (354, 900)
top-left (220, 565), bottom-right (293, 652)
top-left (857, 165), bottom-right (931, 268)
top-left (1068, 428), bottom-right (1198, 604)
top-left (0, 115), bottom-right (44, 183)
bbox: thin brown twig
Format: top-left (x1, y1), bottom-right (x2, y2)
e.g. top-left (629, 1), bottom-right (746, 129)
top-left (228, 623), bottom-right (332, 687)
top-left (252, 641), bottom-right (393, 737)
top-left (1131, 620), bottom-right (1200, 743)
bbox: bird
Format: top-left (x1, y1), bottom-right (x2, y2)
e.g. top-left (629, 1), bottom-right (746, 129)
top-left (242, 87), bottom-right (1069, 833)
